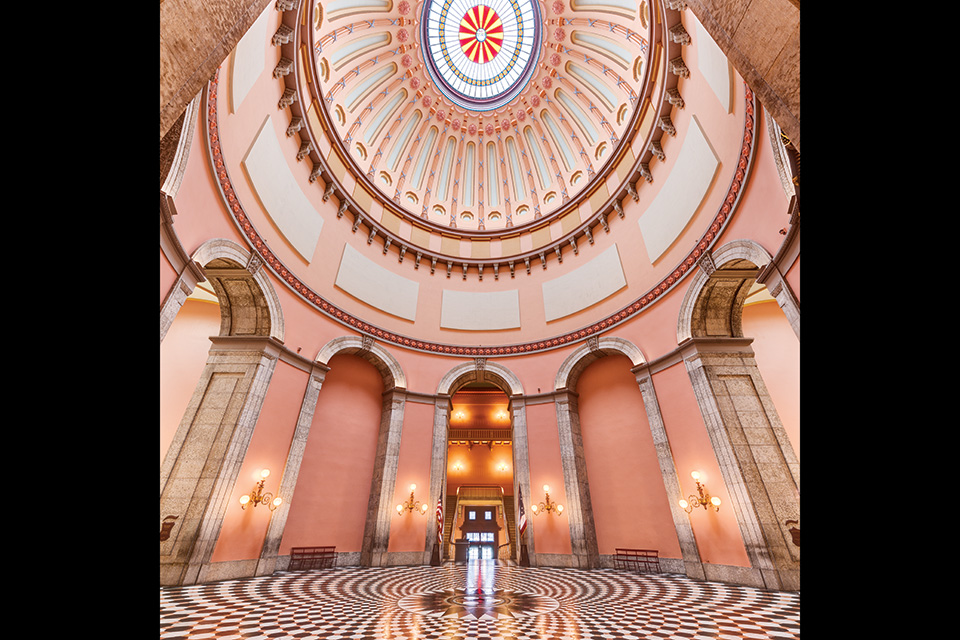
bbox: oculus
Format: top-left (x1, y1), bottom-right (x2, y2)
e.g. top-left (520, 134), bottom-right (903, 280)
top-left (421, 0), bottom-right (542, 111)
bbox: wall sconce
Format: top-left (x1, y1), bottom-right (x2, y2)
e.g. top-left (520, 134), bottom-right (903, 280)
top-left (239, 469), bottom-right (283, 511)
top-left (396, 483), bottom-right (429, 516)
top-left (530, 484), bottom-right (563, 516)
top-left (679, 471), bottom-right (721, 513)
top-left (453, 462), bottom-right (463, 472)
top-left (497, 462), bottom-right (508, 472)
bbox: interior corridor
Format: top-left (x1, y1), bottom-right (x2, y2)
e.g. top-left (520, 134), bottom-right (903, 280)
top-left (159, 560), bottom-right (800, 639)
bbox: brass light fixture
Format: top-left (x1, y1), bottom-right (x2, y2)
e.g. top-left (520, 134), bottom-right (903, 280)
top-left (679, 471), bottom-right (721, 513)
top-left (396, 483), bottom-right (429, 516)
top-left (530, 484), bottom-right (564, 516)
top-left (239, 468), bottom-right (283, 511)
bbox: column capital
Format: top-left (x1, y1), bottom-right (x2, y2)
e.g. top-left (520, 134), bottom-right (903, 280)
top-left (208, 335), bottom-right (285, 356)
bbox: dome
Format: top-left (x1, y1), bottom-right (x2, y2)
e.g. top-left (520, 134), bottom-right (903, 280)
top-left (307, 0), bottom-right (657, 237)
top-left (200, 0), bottom-right (766, 357)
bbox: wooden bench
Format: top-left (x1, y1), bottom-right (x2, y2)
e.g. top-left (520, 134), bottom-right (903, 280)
top-left (287, 546), bottom-right (336, 571)
top-left (614, 548), bottom-right (660, 574)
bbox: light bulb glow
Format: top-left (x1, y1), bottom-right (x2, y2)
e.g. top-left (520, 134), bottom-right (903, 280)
top-left (711, 496), bottom-right (721, 506)
top-left (410, 483), bottom-right (417, 492)
top-left (678, 499), bottom-right (688, 509)
top-left (239, 495), bottom-right (251, 505)
top-left (690, 471), bottom-right (700, 481)
top-left (543, 484), bottom-right (550, 493)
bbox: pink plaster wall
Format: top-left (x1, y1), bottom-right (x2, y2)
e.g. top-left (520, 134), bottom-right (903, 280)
top-left (654, 362), bottom-right (750, 567)
top-left (577, 354), bottom-right (682, 558)
top-left (160, 299), bottom-right (222, 465)
top-left (279, 354), bottom-right (384, 553)
top-left (388, 400), bottom-right (436, 552)
top-left (524, 402), bottom-right (571, 555)
top-left (742, 300), bottom-right (800, 459)
top-left (212, 360), bottom-right (307, 562)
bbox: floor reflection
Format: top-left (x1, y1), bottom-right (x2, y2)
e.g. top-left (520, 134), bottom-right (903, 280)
top-left (160, 561), bottom-right (801, 639)
top-left (399, 558), bottom-right (558, 620)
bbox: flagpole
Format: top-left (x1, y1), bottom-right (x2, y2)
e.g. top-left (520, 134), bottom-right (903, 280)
top-left (518, 485), bottom-right (530, 567)
top-left (431, 493), bottom-right (443, 566)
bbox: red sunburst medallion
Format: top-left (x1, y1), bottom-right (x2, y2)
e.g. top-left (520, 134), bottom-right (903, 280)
top-left (459, 5), bottom-right (504, 64)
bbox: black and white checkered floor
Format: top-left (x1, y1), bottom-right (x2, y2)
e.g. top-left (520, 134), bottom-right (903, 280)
top-left (160, 560), bottom-right (800, 639)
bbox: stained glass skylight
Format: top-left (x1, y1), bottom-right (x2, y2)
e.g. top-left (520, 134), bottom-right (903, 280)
top-left (421, 0), bottom-right (542, 112)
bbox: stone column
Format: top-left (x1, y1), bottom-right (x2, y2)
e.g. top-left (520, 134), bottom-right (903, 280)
top-left (360, 388), bottom-right (407, 566)
top-left (425, 396), bottom-right (451, 563)
top-left (681, 337), bottom-right (800, 591)
top-left (632, 365), bottom-right (705, 580)
top-left (256, 362), bottom-right (330, 576)
top-left (509, 396), bottom-right (536, 565)
top-left (160, 335), bottom-right (283, 586)
top-left (554, 390), bottom-right (600, 568)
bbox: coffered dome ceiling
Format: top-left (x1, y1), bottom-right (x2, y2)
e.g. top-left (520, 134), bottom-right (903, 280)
top-left (204, 0), bottom-right (760, 356)
top-left (307, 0), bottom-right (657, 240)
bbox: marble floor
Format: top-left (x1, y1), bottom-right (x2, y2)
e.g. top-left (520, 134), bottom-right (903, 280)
top-left (159, 561), bottom-right (800, 639)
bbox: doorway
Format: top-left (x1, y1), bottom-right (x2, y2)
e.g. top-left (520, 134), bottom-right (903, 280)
top-left (445, 383), bottom-right (515, 561)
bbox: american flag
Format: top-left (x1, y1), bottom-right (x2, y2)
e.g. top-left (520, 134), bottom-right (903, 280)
top-left (436, 494), bottom-right (443, 542)
top-left (518, 486), bottom-right (527, 539)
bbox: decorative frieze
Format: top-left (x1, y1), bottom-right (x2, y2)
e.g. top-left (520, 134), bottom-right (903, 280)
top-left (666, 88), bottom-right (684, 109)
top-left (651, 140), bottom-right (665, 161)
top-left (286, 116), bottom-right (303, 137)
top-left (246, 254), bottom-right (263, 276)
top-left (297, 141), bottom-right (313, 161)
top-left (668, 57), bottom-right (689, 78)
top-left (272, 24), bottom-right (294, 46)
top-left (669, 24), bottom-right (690, 45)
top-left (698, 252), bottom-right (717, 277)
top-left (659, 116), bottom-right (676, 136)
top-left (279, 88), bottom-right (297, 110)
top-left (273, 57), bottom-right (294, 79)
top-left (639, 163), bottom-right (653, 183)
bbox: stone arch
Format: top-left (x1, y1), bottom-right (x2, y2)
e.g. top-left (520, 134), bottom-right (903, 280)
top-left (316, 335), bottom-right (407, 392)
top-left (191, 238), bottom-right (285, 343)
top-left (553, 337), bottom-right (658, 569)
top-left (160, 239), bottom-right (289, 585)
top-left (436, 359), bottom-right (524, 397)
top-left (551, 337), bottom-right (709, 575)
top-left (427, 359), bottom-right (534, 565)
top-left (675, 240), bottom-right (801, 589)
top-left (291, 336), bottom-right (409, 567)
top-left (676, 239), bottom-right (772, 344)
top-left (554, 336), bottom-right (646, 393)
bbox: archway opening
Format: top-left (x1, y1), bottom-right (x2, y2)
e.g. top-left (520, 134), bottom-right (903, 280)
top-left (444, 382), bottom-right (515, 562)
